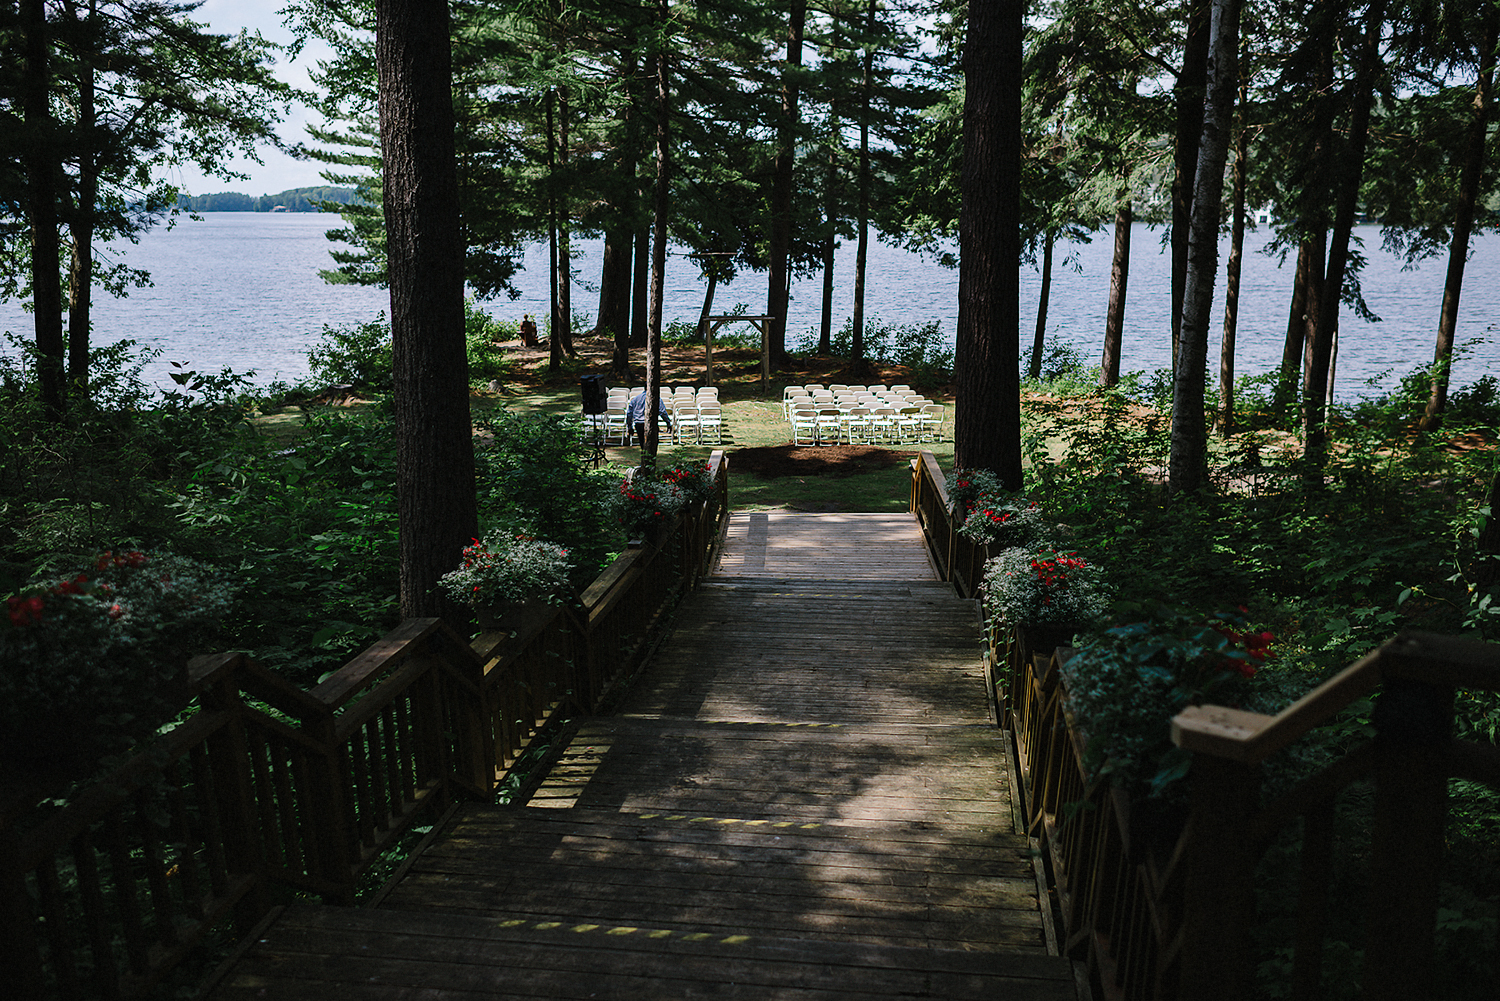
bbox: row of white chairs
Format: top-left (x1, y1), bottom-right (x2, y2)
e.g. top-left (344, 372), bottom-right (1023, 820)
top-left (783, 386), bottom-right (928, 419)
top-left (787, 402), bottom-right (945, 446)
top-left (589, 400), bottom-right (723, 446)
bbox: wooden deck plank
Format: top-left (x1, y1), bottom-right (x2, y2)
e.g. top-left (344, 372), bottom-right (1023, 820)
top-left (206, 511), bottom-right (1077, 1000)
top-left (212, 905), bottom-right (1075, 1001)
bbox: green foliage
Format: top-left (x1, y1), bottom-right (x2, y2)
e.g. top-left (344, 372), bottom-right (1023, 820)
top-left (473, 410), bottom-right (622, 578)
top-left (980, 546), bottom-right (1112, 629)
top-left (466, 303), bottom-right (513, 382)
top-left (307, 314), bottom-right (393, 390)
top-left (1, 551), bottom-right (237, 767)
top-left (439, 534), bottom-right (573, 608)
top-left (796, 316), bottom-right (954, 386)
top-left (1061, 604), bottom-right (1271, 798)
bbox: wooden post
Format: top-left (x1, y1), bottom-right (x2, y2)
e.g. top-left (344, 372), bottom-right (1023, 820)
top-left (0, 846), bottom-right (48, 998)
top-left (1177, 753), bottom-right (1260, 1001)
top-left (1362, 678), bottom-right (1452, 1001)
top-left (705, 319), bottom-right (716, 386)
top-left (759, 317), bottom-right (770, 392)
top-left (198, 664), bottom-right (276, 924)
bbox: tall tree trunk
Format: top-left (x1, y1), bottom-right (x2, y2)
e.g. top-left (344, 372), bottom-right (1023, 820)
top-left (1304, 0), bottom-right (1387, 472)
top-left (1030, 230), bottom-right (1054, 379)
top-left (1170, 0), bottom-right (1241, 496)
top-left (767, 0), bottom-right (807, 370)
top-left (631, 226), bottom-right (649, 348)
top-left (1286, 4), bottom-right (1336, 415)
top-left (954, 0), bottom-right (1023, 489)
top-left (819, 121), bottom-right (838, 356)
top-left (1100, 200), bottom-right (1131, 389)
top-left (374, 0), bottom-right (477, 622)
top-left (558, 86), bottom-right (573, 356)
top-left (1275, 238), bottom-right (1313, 412)
top-left (599, 227), bottom-right (633, 376)
top-left (66, 0), bottom-right (98, 399)
top-left (1219, 69), bottom-right (1248, 436)
top-left (644, 0), bottom-right (670, 463)
top-left (546, 89), bottom-right (563, 372)
top-left (1171, 0), bottom-right (1212, 374)
top-left (23, 0), bottom-right (66, 417)
top-left (696, 271), bottom-right (718, 340)
top-left (851, 0), bottom-right (874, 365)
top-left (1421, 9), bottom-right (1497, 432)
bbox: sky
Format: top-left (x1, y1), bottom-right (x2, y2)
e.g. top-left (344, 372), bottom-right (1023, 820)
top-left (168, 0), bottom-right (338, 196)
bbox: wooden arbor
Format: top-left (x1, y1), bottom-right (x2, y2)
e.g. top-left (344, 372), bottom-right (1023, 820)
top-left (702, 314), bottom-right (774, 391)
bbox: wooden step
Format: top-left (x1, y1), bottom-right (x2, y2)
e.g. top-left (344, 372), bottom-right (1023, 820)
top-left (208, 902), bottom-right (1080, 1000)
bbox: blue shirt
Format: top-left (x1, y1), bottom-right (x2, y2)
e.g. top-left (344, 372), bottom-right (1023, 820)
top-left (627, 392), bottom-right (672, 428)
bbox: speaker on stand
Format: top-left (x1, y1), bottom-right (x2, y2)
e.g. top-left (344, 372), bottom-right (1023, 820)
top-left (579, 374), bottom-right (607, 467)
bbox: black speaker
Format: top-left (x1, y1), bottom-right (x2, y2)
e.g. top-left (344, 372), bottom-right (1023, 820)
top-left (580, 374), bottom-right (607, 414)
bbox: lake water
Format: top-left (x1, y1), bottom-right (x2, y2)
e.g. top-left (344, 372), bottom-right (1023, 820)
top-left (1, 212), bottom-right (1496, 401)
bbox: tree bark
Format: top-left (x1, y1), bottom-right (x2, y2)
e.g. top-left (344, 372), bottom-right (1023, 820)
top-left (819, 127), bottom-right (837, 356)
top-left (1171, 0), bottom-right (1212, 375)
top-left (1030, 231), bottom-right (1054, 379)
top-left (767, 0), bottom-right (807, 370)
top-left (558, 86), bottom-right (574, 357)
top-left (66, 0), bottom-right (98, 399)
top-left (547, 88), bottom-right (563, 372)
top-left (1421, 9), bottom-right (1497, 432)
top-left (1170, 0), bottom-right (1241, 495)
top-left (1275, 238), bottom-right (1313, 412)
top-left (1219, 70), bottom-right (1248, 436)
top-left (23, 0), bottom-right (66, 417)
top-left (375, 0), bottom-right (478, 621)
top-left (1100, 201), bottom-right (1131, 389)
top-left (954, 0), bottom-right (1023, 489)
top-left (644, 0), bottom-right (670, 463)
top-left (631, 226), bottom-right (649, 348)
top-left (599, 227), bottom-right (634, 376)
top-left (1304, 0), bottom-right (1387, 472)
top-left (851, 0), bottom-right (874, 365)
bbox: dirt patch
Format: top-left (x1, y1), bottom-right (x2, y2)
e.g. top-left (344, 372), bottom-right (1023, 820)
top-left (729, 444), bottom-right (915, 479)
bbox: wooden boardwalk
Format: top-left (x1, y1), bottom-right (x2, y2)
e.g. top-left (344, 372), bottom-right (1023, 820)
top-left (207, 512), bottom-right (1078, 1000)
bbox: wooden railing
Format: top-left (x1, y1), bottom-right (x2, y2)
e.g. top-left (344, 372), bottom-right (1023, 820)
top-left (0, 450), bottom-right (729, 1000)
top-left (909, 451), bottom-right (992, 598)
top-left (910, 454), bottom-right (1500, 1001)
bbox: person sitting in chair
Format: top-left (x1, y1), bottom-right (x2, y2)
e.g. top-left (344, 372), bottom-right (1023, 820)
top-left (626, 390), bottom-right (673, 449)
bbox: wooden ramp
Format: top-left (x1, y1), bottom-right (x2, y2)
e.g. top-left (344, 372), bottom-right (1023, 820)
top-left (208, 513), bottom-right (1078, 1000)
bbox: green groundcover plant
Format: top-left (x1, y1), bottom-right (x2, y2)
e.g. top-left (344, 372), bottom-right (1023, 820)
top-left (981, 545), bottom-right (1112, 629)
top-left (438, 534), bottom-right (573, 609)
top-left (1, 550), bottom-right (237, 765)
top-left (1062, 603), bottom-right (1274, 799)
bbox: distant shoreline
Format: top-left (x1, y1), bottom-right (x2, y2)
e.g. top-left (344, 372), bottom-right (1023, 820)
top-left (177, 185), bottom-right (362, 213)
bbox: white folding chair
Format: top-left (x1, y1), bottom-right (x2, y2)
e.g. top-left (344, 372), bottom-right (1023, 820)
top-left (673, 405), bottom-right (699, 445)
top-left (790, 406), bottom-right (818, 446)
top-left (696, 404), bottom-right (722, 445)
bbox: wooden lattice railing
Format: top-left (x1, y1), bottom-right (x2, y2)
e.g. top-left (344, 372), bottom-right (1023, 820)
top-left (0, 451), bottom-right (729, 1000)
top-left (910, 451), bottom-right (1500, 1001)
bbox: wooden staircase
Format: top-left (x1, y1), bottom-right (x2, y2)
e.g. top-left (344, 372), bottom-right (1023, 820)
top-left (205, 513), bottom-right (1080, 1000)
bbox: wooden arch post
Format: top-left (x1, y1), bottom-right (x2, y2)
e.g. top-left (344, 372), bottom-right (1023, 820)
top-left (703, 314), bottom-right (775, 392)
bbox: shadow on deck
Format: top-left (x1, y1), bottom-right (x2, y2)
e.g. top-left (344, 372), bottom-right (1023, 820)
top-left (205, 513), bottom-right (1082, 1000)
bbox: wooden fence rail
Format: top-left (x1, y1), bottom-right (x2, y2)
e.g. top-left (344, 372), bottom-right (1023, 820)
top-left (0, 451), bottom-right (729, 1000)
top-left (909, 451), bottom-right (1500, 1001)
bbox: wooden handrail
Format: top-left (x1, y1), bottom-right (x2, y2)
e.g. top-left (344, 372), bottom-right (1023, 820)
top-left (0, 449), bottom-right (732, 1001)
top-left (907, 462), bottom-right (1500, 1001)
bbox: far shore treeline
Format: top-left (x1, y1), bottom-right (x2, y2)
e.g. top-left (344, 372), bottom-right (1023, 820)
top-left (176, 186), bottom-right (361, 213)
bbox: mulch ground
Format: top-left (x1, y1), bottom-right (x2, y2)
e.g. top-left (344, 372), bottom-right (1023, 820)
top-left (728, 444), bottom-right (916, 479)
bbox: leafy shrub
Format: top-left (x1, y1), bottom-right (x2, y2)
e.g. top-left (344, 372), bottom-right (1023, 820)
top-left (307, 314), bottom-right (392, 389)
top-left (474, 410), bottom-right (621, 576)
top-left (1062, 604), bottom-right (1272, 797)
top-left (980, 545), bottom-right (1111, 629)
top-left (611, 469), bottom-right (687, 538)
top-left (466, 302), bottom-right (512, 382)
top-left (1, 550), bottom-right (237, 767)
top-left (439, 534), bottom-right (572, 608)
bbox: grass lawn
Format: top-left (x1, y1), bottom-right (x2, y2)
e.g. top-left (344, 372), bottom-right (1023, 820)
top-left (470, 334), bottom-right (958, 513)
